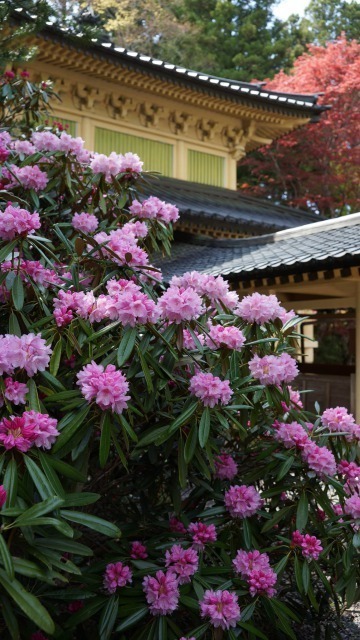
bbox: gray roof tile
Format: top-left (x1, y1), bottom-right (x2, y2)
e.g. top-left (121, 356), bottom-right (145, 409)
top-left (156, 214), bottom-right (360, 281)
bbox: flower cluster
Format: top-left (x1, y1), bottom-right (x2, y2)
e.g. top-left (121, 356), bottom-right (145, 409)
top-left (129, 196), bottom-right (179, 223)
top-left (53, 279), bottom-right (158, 327)
top-left (189, 372), bottom-right (233, 407)
top-left (103, 562), bottom-right (132, 594)
top-left (249, 353), bottom-right (299, 386)
top-left (165, 544), bottom-right (199, 584)
top-left (0, 204), bottom-right (41, 240)
top-left (291, 531), bottom-right (323, 560)
top-left (273, 420), bottom-right (310, 449)
top-left (224, 485), bottom-right (263, 518)
top-left (236, 292), bottom-right (283, 325)
top-left (188, 522), bottom-right (217, 549)
top-left (233, 550), bottom-right (277, 597)
top-left (77, 362), bottom-right (130, 414)
top-left (301, 441), bottom-right (337, 478)
top-left (0, 378), bottom-right (28, 406)
top-left (322, 406), bottom-right (360, 441)
top-left (143, 570), bottom-right (179, 616)
top-left (200, 589), bottom-right (241, 630)
top-left (170, 271), bottom-right (238, 309)
top-left (344, 495), bottom-right (360, 519)
top-left (31, 130), bottom-right (90, 162)
top-left (3, 164), bottom-right (48, 191)
top-left (0, 411), bottom-right (59, 452)
top-left (0, 333), bottom-right (51, 377)
top-left (214, 453), bottom-right (238, 480)
top-left (130, 541), bottom-right (148, 559)
top-left (90, 151), bottom-right (143, 180)
top-left (157, 286), bottom-right (204, 324)
top-left (206, 324), bottom-right (246, 350)
top-left (71, 212), bottom-right (99, 233)
top-left (1, 259), bottom-right (67, 289)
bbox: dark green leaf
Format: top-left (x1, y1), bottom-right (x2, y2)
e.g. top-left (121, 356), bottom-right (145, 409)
top-left (60, 510), bottom-right (121, 538)
top-left (99, 595), bottom-right (119, 640)
top-left (184, 423), bottom-right (198, 463)
top-left (0, 534), bottom-right (14, 580)
top-left (12, 274), bottom-right (24, 310)
top-left (49, 339), bottom-right (62, 377)
top-left (116, 606), bottom-right (148, 632)
top-left (99, 414), bottom-right (112, 468)
top-left (296, 492), bottom-right (308, 531)
top-left (198, 407), bottom-right (210, 448)
top-left (14, 496), bottom-right (64, 524)
top-left (117, 326), bottom-right (137, 367)
top-left (0, 569), bottom-right (55, 634)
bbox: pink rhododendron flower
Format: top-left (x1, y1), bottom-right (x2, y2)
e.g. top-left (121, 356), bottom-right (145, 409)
top-left (129, 196), bottom-right (179, 222)
top-left (321, 406), bottom-right (359, 441)
top-left (300, 534), bottom-right (323, 560)
top-left (0, 485), bottom-right (7, 508)
top-left (6, 164), bottom-right (48, 191)
top-left (206, 324), bottom-right (246, 350)
top-left (165, 544), bottom-right (199, 584)
top-left (337, 460), bottom-right (360, 488)
top-left (11, 139), bottom-right (36, 155)
top-left (103, 562), bottom-right (132, 593)
top-left (179, 637), bottom-right (195, 640)
top-left (235, 292), bottom-right (283, 324)
top-left (281, 386), bottom-right (303, 412)
top-left (23, 411), bottom-right (59, 450)
top-left (13, 333), bottom-right (52, 377)
top-left (143, 570), bottom-right (179, 615)
top-left (224, 485), bottom-right (263, 518)
top-left (0, 415), bottom-right (35, 452)
top-left (130, 541), bottom-right (148, 559)
top-left (120, 152), bottom-right (143, 174)
top-left (301, 441), bottom-right (337, 477)
top-left (31, 632), bottom-right (48, 640)
top-left (158, 286), bottom-right (204, 323)
top-left (233, 549), bottom-right (270, 577)
top-left (1, 259), bottom-right (63, 289)
top-left (93, 227), bottom-right (149, 268)
top-left (72, 212), bottom-right (99, 233)
top-left (31, 131), bottom-right (61, 152)
top-left (249, 353), bottom-right (299, 386)
top-left (77, 361), bottom-right (130, 414)
top-left (273, 421), bottom-right (309, 449)
top-left (4, 377), bottom-right (28, 405)
top-left (214, 453), bottom-right (238, 480)
top-left (291, 530), bottom-right (304, 546)
top-left (0, 334), bottom-right (20, 375)
top-left (170, 272), bottom-right (238, 309)
top-left (188, 522), bottom-right (217, 549)
top-left (169, 517), bottom-right (187, 534)
top-left (0, 204), bottom-right (41, 240)
top-left (248, 567), bottom-right (277, 597)
top-left (200, 589), bottom-right (241, 630)
top-left (189, 372), bottom-right (233, 408)
top-left (344, 495), bottom-right (360, 519)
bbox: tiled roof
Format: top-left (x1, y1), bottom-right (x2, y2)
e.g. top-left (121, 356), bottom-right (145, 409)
top-left (141, 177), bottom-right (320, 234)
top-left (156, 213), bottom-right (360, 281)
top-left (11, 7), bottom-right (326, 119)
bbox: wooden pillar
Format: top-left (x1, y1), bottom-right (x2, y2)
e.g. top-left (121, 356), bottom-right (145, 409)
top-left (356, 282), bottom-right (360, 421)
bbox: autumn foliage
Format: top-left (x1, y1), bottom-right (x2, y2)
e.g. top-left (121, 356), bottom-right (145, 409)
top-left (239, 36), bottom-right (360, 217)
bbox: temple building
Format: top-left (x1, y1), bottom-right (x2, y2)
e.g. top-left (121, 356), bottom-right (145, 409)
top-left (11, 9), bottom-right (360, 417)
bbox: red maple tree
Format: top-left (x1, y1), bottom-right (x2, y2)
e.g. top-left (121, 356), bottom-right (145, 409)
top-left (239, 36), bottom-right (360, 217)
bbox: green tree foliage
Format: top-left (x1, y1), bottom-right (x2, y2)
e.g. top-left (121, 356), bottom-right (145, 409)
top-left (301, 0), bottom-right (360, 45)
top-left (0, 1), bottom-right (51, 69)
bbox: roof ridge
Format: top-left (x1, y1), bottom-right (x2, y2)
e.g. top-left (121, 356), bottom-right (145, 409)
top-left (10, 7), bottom-right (327, 114)
top-left (175, 212), bottom-right (360, 249)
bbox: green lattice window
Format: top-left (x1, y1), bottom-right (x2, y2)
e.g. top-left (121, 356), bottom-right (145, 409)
top-left (94, 127), bottom-right (173, 176)
top-left (188, 150), bottom-right (224, 187)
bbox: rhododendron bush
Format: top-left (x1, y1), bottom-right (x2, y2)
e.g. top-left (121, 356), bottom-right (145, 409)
top-left (0, 72), bottom-right (359, 640)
